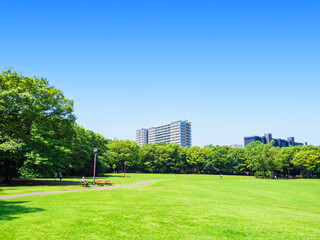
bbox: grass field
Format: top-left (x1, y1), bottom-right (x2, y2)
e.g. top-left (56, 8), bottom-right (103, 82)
top-left (0, 174), bottom-right (167, 196)
top-left (1, 174), bottom-right (320, 239)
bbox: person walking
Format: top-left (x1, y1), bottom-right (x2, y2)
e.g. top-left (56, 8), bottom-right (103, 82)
top-left (220, 174), bottom-right (223, 179)
top-left (59, 172), bottom-right (62, 181)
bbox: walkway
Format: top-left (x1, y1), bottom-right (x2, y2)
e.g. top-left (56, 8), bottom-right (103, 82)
top-left (0, 179), bottom-right (173, 200)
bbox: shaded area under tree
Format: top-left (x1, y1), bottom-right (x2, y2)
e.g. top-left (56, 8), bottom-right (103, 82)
top-left (0, 200), bottom-right (44, 221)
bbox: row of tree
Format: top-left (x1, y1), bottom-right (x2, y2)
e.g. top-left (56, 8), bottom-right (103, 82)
top-left (109, 140), bottom-right (320, 178)
top-left (1, 70), bottom-right (319, 181)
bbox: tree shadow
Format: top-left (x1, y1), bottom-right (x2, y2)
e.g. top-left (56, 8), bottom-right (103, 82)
top-left (0, 200), bottom-right (45, 221)
top-left (0, 179), bottom-right (79, 187)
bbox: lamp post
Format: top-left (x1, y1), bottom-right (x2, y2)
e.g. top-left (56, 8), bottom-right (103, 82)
top-left (93, 148), bottom-right (98, 186)
top-left (124, 161), bottom-right (126, 177)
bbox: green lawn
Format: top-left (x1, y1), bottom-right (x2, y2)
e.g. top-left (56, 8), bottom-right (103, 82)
top-left (0, 174), bottom-right (171, 196)
top-left (1, 174), bottom-right (320, 239)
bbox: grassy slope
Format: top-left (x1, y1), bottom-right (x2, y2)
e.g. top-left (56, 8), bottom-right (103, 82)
top-left (0, 174), bottom-right (320, 239)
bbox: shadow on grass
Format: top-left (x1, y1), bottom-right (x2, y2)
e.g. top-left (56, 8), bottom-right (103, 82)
top-left (0, 179), bottom-right (79, 187)
top-left (0, 200), bottom-right (44, 221)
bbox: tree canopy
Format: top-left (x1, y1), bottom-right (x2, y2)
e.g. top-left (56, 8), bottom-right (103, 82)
top-left (0, 70), bottom-right (75, 180)
top-left (1, 70), bottom-right (319, 180)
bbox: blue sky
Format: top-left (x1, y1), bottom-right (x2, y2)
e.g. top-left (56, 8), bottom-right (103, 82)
top-left (1, 0), bottom-right (319, 146)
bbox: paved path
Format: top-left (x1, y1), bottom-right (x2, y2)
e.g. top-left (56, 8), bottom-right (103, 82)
top-left (0, 179), bottom-right (174, 200)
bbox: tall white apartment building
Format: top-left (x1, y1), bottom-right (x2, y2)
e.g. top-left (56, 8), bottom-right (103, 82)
top-left (136, 128), bottom-right (148, 146)
top-left (136, 120), bottom-right (192, 147)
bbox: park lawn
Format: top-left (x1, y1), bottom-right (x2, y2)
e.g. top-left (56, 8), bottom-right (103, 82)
top-left (0, 174), bottom-right (171, 196)
top-left (1, 174), bottom-right (320, 239)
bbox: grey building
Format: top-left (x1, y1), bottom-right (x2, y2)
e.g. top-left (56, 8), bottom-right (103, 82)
top-left (244, 136), bottom-right (265, 146)
top-left (136, 120), bottom-right (192, 147)
top-left (244, 133), bottom-right (307, 148)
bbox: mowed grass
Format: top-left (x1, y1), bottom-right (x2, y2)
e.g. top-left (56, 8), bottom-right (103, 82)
top-left (1, 174), bottom-right (320, 239)
top-left (0, 174), bottom-right (170, 196)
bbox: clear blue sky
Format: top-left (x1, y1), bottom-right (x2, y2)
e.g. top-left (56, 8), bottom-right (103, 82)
top-left (1, 0), bottom-right (319, 146)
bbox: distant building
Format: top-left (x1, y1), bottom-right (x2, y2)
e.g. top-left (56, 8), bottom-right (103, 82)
top-left (136, 128), bottom-right (148, 146)
top-left (244, 133), bottom-right (307, 148)
top-left (136, 120), bottom-right (192, 147)
top-left (228, 144), bottom-right (244, 148)
top-left (244, 136), bottom-right (265, 146)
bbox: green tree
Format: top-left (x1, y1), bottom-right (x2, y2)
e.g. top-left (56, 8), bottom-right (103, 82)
top-left (139, 143), bottom-right (182, 173)
top-left (245, 141), bottom-right (264, 178)
top-left (68, 125), bottom-right (110, 176)
top-left (265, 145), bottom-right (281, 178)
top-left (226, 147), bottom-right (247, 174)
top-left (0, 133), bottom-right (25, 180)
top-left (203, 145), bottom-right (228, 174)
top-left (140, 143), bottom-right (157, 172)
top-left (165, 143), bottom-right (184, 173)
top-left (185, 146), bottom-right (206, 173)
top-left (0, 70), bottom-right (75, 180)
top-left (280, 147), bottom-right (300, 177)
top-left (293, 150), bottom-right (320, 177)
top-left (248, 141), bottom-right (281, 178)
top-left (108, 140), bottom-right (139, 172)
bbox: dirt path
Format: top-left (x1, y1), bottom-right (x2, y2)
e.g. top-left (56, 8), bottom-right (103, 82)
top-left (0, 179), bottom-right (174, 200)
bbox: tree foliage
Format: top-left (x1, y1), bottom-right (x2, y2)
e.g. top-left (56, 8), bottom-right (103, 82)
top-left (2, 70), bottom-right (320, 180)
top-left (293, 149), bottom-right (320, 177)
top-left (108, 140), bottom-right (139, 172)
top-left (0, 70), bottom-right (75, 180)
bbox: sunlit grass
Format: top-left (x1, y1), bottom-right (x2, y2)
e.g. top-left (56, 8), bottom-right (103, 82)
top-left (1, 174), bottom-right (320, 239)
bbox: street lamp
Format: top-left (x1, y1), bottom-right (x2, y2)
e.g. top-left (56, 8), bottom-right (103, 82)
top-left (93, 148), bottom-right (98, 186)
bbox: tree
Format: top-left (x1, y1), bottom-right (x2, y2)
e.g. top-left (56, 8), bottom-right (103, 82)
top-left (212, 146), bottom-right (230, 174)
top-left (0, 70), bottom-right (76, 180)
top-left (280, 147), bottom-right (300, 177)
top-left (140, 143), bottom-right (157, 172)
top-left (185, 146), bottom-right (208, 173)
top-left (265, 145), bottom-right (281, 178)
top-left (293, 150), bottom-right (320, 177)
top-left (108, 140), bottom-right (139, 172)
top-left (139, 143), bottom-right (182, 173)
top-left (0, 133), bottom-right (24, 181)
top-left (226, 147), bottom-right (247, 175)
top-left (166, 143), bottom-right (184, 173)
top-left (245, 141), bottom-right (264, 178)
top-left (68, 125), bottom-right (110, 176)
